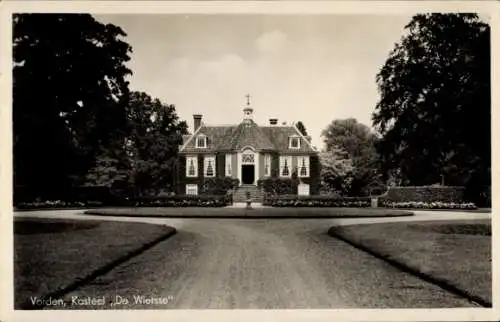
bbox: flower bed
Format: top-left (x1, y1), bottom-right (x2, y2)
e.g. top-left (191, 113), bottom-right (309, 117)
top-left (263, 195), bottom-right (371, 207)
top-left (15, 200), bottom-right (103, 210)
top-left (380, 201), bottom-right (477, 210)
top-left (15, 195), bottom-right (233, 209)
top-left (133, 194), bottom-right (232, 207)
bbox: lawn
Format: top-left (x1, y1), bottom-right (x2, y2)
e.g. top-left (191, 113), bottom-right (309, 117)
top-left (14, 217), bottom-right (175, 309)
top-left (329, 219), bottom-right (491, 306)
top-left (84, 207), bottom-right (413, 218)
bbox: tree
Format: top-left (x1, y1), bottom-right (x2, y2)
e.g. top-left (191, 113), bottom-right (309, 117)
top-left (319, 148), bottom-right (354, 195)
top-left (321, 118), bottom-right (384, 195)
top-left (295, 121), bottom-right (308, 136)
top-left (373, 13), bottom-right (490, 203)
top-left (13, 14), bottom-right (132, 198)
top-left (84, 149), bottom-right (129, 189)
top-left (126, 92), bottom-right (188, 196)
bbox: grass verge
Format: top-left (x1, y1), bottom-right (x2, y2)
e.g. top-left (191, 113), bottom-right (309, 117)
top-left (14, 217), bottom-right (176, 309)
top-left (328, 219), bottom-right (491, 306)
top-left (84, 207), bottom-right (413, 218)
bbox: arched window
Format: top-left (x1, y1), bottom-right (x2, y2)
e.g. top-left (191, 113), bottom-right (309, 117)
top-left (206, 160), bottom-right (214, 176)
top-left (204, 156), bottom-right (216, 177)
top-left (279, 156), bottom-right (292, 177)
top-left (297, 156), bottom-right (310, 177)
top-left (186, 156), bottom-right (198, 177)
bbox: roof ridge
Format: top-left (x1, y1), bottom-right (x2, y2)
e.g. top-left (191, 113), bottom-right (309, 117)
top-left (202, 124), bottom-right (238, 127)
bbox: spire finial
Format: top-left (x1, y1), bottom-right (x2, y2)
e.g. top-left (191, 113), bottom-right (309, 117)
top-left (245, 93), bottom-right (251, 106)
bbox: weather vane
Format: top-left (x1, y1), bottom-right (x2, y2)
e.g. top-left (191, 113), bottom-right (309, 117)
top-left (245, 93), bottom-right (251, 106)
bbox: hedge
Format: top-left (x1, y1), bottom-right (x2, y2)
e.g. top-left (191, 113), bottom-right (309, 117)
top-left (201, 177), bottom-right (239, 195)
top-left (263, 195), bottom-right (371, 207)
top-left (379, 186), bottom-right (466, 203)
top-left (257, 177), bottom-right (300, 195)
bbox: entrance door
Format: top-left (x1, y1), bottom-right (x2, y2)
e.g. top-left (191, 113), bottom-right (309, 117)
top-left (241, 165), bottom-right (255, 184)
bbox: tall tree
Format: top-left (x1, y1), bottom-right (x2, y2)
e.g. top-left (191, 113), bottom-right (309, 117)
top-left (373, 13), bottom-right (490, 203)
top-left (321, 118), bottom-right (384, 195)
top-left (126, 92), bottom-right (188, 196)
top-left (319, 148), bottom-right (354, 195)
top-left (295, 121), bottom-right (308, 136)
top-left (13, 14), bottom-right (132, 198)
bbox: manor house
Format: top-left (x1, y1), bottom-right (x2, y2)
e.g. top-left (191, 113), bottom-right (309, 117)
top-left (176, 98), bottom-right (320, 199)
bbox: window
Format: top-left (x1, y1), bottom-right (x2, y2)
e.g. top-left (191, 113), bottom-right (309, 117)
top-left (186, 184), bottom-right (198, 195)
top-left (204, 156), bottom-right (216, 177)
top-left (225, 154), bottom-right (232, 176)
top-left (289, 136), bottom-right (300, 149)
top-left (279, 156), bottom-right (292, 177)
top-left (298, 183), bottom-right (310, 196)
top-left (186, 156), bottom-right (198, 177)
top-left (264, 154), bottom-right (271, 177)
top-left (297, 156), bottom-right (310, 177)
top-left (196, 135), bottom-right (207, 148)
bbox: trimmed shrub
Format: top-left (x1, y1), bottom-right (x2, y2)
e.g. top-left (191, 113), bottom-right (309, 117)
top-left (201, 177), bottom-right (239, 195)
top-left (379, 201), bottom-right (477, 210)
top-left (379, 186), bottom-right (466, 203)
top-left (258, 176), bottom-right (300, 195)
top-left (263, 195), bottom-right (371, 207)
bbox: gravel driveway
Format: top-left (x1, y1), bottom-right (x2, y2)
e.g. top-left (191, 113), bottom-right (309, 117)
top-left (14, 210), bottom-right (489, 309)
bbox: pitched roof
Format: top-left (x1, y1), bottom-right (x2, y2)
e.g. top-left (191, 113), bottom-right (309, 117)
top-left (260, 126), bottom-right (316, 153)
top-left (180, 121), bottom-right (317, 154)
top-left (180, 126), bottom-right (235, 153)
top-left (228, 120), bottom-right (275, 151)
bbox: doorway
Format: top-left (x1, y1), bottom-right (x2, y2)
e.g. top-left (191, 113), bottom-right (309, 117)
top-left (241, 165), bottom-right (255, 185)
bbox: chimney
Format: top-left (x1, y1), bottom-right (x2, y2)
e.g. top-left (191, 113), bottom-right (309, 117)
top-left (269, 118), bottom-right (278, 125)
top-left (193, 114), bottom-right (202, 132)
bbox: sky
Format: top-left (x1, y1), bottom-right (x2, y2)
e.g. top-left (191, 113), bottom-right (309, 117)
top-left (94, 14), bottom-right (414, 149)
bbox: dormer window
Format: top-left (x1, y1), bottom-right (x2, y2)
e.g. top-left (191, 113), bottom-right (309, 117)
top-left (289, 136), bottom-right (300, 149)
top-left (196, 134), bottom-right (207, 148)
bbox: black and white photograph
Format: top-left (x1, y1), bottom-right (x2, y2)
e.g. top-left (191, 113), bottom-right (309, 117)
top-left (2, 1), bottom-right (497, 321)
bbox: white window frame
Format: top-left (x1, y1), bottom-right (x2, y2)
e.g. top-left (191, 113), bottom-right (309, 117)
top-left (289, 136), bottom-right (301, 149)
top-left (264, 154), bottom-right (271, 177)
top-left (225, 154), bottom-right (232, 177)
top-left (279, 156), bottom-right (292, 177)
top-left (297, 156), bottom-right (310, 178)
top-left (186, 156), bottom-right (198, 177)
top-left (204, 155), bottom-right (216, 177)
top-left (186, 184), bottom-right (198, 195)
top-left (196, 134), bottom-right (207, 148)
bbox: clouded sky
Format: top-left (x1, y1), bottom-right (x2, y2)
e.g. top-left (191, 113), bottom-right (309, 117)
top-left (94, 14), bottom-right (414, 148)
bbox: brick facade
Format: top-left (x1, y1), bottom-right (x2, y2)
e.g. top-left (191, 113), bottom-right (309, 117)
top-left (177, 107), bottom-right (319, 195)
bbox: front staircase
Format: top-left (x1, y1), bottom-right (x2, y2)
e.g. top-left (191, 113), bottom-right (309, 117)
top-left (232, 185), bottom-right (262, 203)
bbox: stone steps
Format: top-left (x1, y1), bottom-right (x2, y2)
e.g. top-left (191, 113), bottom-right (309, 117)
top-left (232, 185), bottom-right (262, 203)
